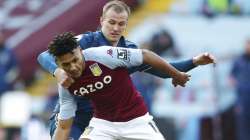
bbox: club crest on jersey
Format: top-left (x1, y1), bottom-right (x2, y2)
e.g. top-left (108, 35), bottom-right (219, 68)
top-left (89, 63), bottom-right (102, 76)
top-left (117, 49), bottom-right (130, 61)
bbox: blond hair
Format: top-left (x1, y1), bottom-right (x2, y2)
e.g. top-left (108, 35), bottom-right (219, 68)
top-left (102, 0), bottom-right (130, 16)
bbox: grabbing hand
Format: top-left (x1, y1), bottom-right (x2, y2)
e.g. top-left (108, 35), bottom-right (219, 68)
top-left (54, 68), bottom-right (74, 88)
top-left (193, 52), bottom-right (216, 66)
top-left (172, 72), bottom-right (191, 87)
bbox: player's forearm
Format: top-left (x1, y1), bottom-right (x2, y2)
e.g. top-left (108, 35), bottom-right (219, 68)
top-left (144, 59), bottom-right (196, 78)
top-left (37, 50), bottom-right (58, 74)
top-left (52, 118), bottom-right (73, 140)
top-left (53, 128), bottom-right (71, 140)
top-left (142, 49), bottom-right (181, 79)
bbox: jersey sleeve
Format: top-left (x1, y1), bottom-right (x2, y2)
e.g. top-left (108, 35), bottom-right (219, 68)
top-left (83, 46), bottom-right (143, 69)
top-left (58, 85), bottom-right (77, 120)
top-left (37, 50), bottom-right (57, 75)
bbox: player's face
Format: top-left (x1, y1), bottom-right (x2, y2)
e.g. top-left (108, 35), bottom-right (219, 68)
top-left (101, 9), bottom-right (128, 45)
top-left (56, 48), bottom-right (84, 78)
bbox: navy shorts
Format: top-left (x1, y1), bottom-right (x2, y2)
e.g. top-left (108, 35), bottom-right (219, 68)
top-left (49, 111), bottom-right (93, 140)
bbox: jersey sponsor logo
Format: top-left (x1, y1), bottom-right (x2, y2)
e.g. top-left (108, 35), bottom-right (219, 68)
top-left (73, 75), bottom-right (112, 96)
top-left (89, 63), bottom-right (102, 76)
top-left (117, 49), bottom-right (130, 61)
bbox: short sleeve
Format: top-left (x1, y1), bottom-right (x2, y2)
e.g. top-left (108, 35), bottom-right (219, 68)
top-left (83, 46), bottom-right (143, 69)
top-left (58, 85), bottom-right (77, 120)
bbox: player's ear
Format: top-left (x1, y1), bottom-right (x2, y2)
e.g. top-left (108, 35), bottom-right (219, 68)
top-left (75, 47), bottom-right (83, 56)
top-left (100, 16), bottom-right (104, 26)
top-left (74, 47), bottom-right (81, 53)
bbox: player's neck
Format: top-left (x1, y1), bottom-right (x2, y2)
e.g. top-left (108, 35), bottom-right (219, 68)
top-left (111, 41), bottom-right (119, 47)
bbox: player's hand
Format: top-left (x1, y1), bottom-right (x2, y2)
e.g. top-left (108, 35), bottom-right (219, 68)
top-left (54, 68), bottom-right (74, 88)
top-left (192, 52), bottom-right (216, 66)
top-left (172, 72), bottom-right (190, 87)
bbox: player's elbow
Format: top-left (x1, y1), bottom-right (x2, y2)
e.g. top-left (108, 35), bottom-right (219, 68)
top-left (141, 49), bottom-right (149, 61)
top-left (141, 49), bottom-right (156, 64)
top-left (37, 51), bottom-right (47, 65)
top-left (141, 49), bottom-right (150, 54)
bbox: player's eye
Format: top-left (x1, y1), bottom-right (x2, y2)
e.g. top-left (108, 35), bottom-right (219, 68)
top-left (119, 22), bottom-right (126, 26)
top-left (108, 20), bottom-right (116, 25)
top-left (62, 63), bottom-right (70, 67)
top-left (72, 58), bottom-right (78, 63)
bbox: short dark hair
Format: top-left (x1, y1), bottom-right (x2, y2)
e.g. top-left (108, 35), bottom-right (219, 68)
top-left (102, 0), bottom-right (130, 17)
top-left (48, 32), bottom-right (78, 57)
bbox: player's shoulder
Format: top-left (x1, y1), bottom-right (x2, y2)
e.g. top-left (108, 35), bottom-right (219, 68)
top-left (84, 46), bottom-right (110, 54)
top-left (83, 46), bottom-right (111, 58)
top-left (76, 31), bottom-right (96, 41)
top-left (77, 31), bottom-right (102, 49)
top-left (83, 46), bottom-right (116, 68)
top-left (124, 39), bottom-right (138, 49)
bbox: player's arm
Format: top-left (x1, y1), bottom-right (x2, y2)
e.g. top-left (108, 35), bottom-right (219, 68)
top-left (91, 46), bottom-right (190, 86)
top-left (141, 49), bottom-right (190, 86)
top-left (129, 53), bottom-right (215, 78)
top-left (126, 43), bottom-right (195, 77)
top-left (126, 43), bottom-right (215, 78)
top-left (37, 50), bottom-right (57, 74)
top-left (37, 48), bottom-right (196, 77)
top-left (135, 60), bottom-right (194, 78)
top-left (52, 85), bottom-right (77, 140)
top-left (53, 118), bottom-right (73, 140)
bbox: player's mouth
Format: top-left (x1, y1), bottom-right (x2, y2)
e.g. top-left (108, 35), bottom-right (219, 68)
top-left (110, 32), bottom-right (120, 37)
top-left (70, 71), bottom-right (81, 78)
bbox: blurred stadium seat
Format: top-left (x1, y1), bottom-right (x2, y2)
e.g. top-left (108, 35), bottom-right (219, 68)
top-left (0, 91), bottom-right (31, 127)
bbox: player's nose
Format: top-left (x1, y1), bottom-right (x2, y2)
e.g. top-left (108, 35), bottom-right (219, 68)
top-left (70, 63), bottom-right (78, 71)
top-left (113, 24), bottom-right (120, 31)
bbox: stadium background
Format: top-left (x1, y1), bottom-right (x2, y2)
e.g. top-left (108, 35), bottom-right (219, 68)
top-left (0, 0), bottom-right (250, 139)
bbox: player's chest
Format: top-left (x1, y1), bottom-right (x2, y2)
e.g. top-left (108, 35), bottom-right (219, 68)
top-left (69, 62), bottom-right (128, 97)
